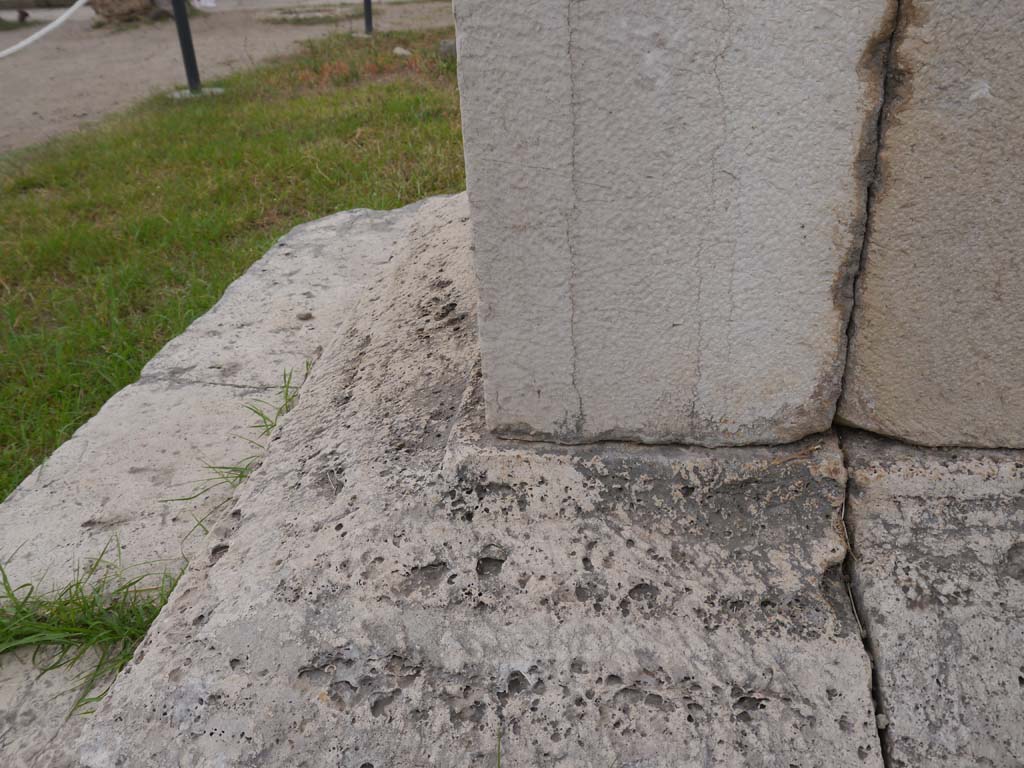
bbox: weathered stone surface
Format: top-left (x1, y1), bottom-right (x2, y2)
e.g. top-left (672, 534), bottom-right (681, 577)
top-left (0, 202), bottom-right (426, 767)
top-left (838, 1), bottom-right (1024, 447)
top-left (843, 431), bottom-right (1024, 766)
top-left (455, 0), bottom-right (893, 446)
top-left (0, 656), bottom-right (102, 767)
top-left (141, 205), bottom-right (417, 388)
top-left (2, 203), bottom-right (419, 589)
top-left (72, 194), bottom-right (882, 767)
top-left (2, 379), bottom-right (264, 590)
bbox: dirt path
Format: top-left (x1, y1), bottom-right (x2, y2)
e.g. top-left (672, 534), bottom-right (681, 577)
top-left (0, 1), bottom-right (453, 153)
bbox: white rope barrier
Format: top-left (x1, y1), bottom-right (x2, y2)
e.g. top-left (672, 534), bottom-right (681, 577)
top-left (0, 0), bottom-right (91, 60)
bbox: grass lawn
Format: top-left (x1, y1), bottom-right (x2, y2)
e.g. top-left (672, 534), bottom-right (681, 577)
top-left (0, 27), bottom-right (465, 501)
top-left (0, 19), bottom-right (41, 31)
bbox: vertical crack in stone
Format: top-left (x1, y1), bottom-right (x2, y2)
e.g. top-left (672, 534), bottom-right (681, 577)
top-left (833, 5), bottom-right (907, 757)
top-left (833, 17), bottom-right (906, 757)
top-left (835, 9), bottom-right (909, 757)
top-left (837, 0), bottom-right (906, 402)
top-left (838, 432), bottom-right (895, 768)
top-left (565, 0), bottom-right (585, 435)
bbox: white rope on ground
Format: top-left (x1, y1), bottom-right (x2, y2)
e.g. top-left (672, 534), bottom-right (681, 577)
top-left (0, 0), bottom-right (91, 60)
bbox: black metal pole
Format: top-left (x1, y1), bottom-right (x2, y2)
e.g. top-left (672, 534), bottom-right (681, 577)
top-left (171, 0), bottom-right (201, 93)
top-left (363, 0), bottom-right (372, 34)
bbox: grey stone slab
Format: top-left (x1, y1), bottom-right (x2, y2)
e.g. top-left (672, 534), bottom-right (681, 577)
top-left (72, 195), bottom-right (882, 767)
top-left (455, 0), bottom-right (894, 446)
top-left (142, 205), bottom-right (419, 389)
top-left (838, 1), bottom-right (1024, 447)
top-left (0, 651), bottom-right (112, 768)
top-left (1, 654), bottom-right (100, 767)
top-left (2, 379), bottom-right (264, 591)
top-left (844, 431), bottom-right (1024, 766)
top-left (0, 201), bottom-right (433, 768)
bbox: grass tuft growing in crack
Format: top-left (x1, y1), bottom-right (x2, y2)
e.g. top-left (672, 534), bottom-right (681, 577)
top-left (244, 369), bottom-right (298, 437)
top-left (164, 368), bottom-right (302, 517)
top-left (0, 541), bottom-right (181, 715)
top-left (0, 368), bottom-right (303, 715)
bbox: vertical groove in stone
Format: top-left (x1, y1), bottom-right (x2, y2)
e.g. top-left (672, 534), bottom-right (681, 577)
top-left (565, 0), bottom-right (584, 435)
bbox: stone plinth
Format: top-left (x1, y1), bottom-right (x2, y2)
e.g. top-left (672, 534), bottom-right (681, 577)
top-left (839, 1), bottom-right (1024, 447)
top-left (455, 0), bottom-right (894, 446)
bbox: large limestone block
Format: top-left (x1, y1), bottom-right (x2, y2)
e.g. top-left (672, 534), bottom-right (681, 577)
top-left (455, 0), bottom-right (894, 445)
top-left (73, 195), bottom-right (884, 767)
top-left (838, 1), bottom-right (1024, 447)
top-left (844, 431), bottom-right (1024, 766)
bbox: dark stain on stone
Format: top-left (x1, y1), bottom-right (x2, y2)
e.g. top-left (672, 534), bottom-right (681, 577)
top-left (1002, 541), bottom-right (1024, 581)
top-left (837, 0), bottom-right (916, 410)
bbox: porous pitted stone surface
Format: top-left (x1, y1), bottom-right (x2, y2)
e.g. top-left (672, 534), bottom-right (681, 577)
top-left (0, 202), bottom-right (424, 767)
top-left (0, 660), bottom-right (84, 768)
top-left (71, 194), bottom-right (883, 767)
top-left (838, 1), bottom-right (1024, 447)
top-left (844, 431), bottom-right (1024, 766)
top-left (455, 0), bottom-right (895, 446)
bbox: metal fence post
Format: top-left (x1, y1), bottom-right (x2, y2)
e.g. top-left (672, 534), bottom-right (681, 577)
top-left (171, 0), bottom-right (202, 93)
top-left (363, 0), bottom-right (373, 34)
